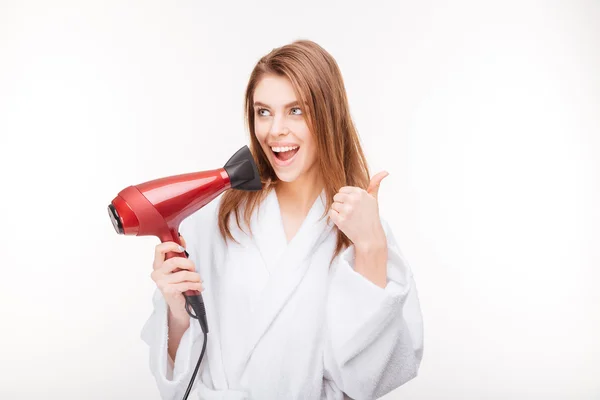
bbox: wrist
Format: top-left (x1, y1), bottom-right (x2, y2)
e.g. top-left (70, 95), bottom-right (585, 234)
top-left (355, 222), bottom-right (386, 251)
top-left (354, 234), bottom-right (387, 254)
top-left (168, 307), bottom-right (190, 325)
top-left (353, 240), bottom-right (388, 288)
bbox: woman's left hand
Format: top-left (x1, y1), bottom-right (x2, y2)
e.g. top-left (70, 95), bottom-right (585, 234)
top-left (329, 171), bottom-right (389, 251)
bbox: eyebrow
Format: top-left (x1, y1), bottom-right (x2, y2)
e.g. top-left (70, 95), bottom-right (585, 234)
top-left (253, 101), bottom-right (300, 109)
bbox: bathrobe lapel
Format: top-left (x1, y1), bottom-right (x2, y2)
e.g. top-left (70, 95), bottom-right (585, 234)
top-left (236, 188), bottom-right (334, 376)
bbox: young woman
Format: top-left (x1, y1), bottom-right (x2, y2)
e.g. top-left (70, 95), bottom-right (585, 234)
top-left (142, 39), bottom-right (424, 400)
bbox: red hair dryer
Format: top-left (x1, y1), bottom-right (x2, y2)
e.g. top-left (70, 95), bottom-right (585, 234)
top-left (107, 145), bottom-right (262, 335)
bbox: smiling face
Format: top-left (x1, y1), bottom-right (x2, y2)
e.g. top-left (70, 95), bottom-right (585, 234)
top-left (253, 74), bottom-right (319, 183)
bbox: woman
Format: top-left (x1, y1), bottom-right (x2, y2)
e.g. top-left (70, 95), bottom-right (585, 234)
top-left (141, 39), bottom-right (424, 400)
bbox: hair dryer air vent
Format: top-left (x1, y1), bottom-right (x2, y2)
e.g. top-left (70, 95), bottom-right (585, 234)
top-left (108, 203), bottom-right (123, 235)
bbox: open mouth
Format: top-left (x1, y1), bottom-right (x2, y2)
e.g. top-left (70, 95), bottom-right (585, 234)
top-left (271, 146), bottom-right (300, 163)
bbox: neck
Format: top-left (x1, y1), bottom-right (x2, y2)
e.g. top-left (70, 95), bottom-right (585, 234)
top-left (275, 168), bottom-right (324, 213)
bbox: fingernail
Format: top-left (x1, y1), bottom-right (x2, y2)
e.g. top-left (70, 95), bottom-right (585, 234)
top-left (178, 245), bottom-right (186, 252)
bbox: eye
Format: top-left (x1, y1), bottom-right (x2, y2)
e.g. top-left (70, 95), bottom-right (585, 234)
top-left (291, 107), bottom-right (302, 115)
top-left (257, 108), bottom-right (270, 117)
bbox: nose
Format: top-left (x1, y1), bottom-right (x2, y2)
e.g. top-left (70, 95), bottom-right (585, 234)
top-left (268, 114), bottom-right (289, 136)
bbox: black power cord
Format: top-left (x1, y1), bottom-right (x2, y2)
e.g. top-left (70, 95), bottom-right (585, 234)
top-left (176, 238), bottom-right (209, 399)
top-left (180, 295), bottom-right (209, 400)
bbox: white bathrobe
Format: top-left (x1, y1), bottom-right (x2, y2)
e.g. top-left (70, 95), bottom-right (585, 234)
top-left (141, 188), bottom-right (424, 400)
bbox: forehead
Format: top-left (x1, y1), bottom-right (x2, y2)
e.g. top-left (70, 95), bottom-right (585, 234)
top-left (253, 75), bottom-right (298, 104)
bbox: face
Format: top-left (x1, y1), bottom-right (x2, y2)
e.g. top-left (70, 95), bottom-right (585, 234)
top-left (253, 74), bottom-right (318, 183)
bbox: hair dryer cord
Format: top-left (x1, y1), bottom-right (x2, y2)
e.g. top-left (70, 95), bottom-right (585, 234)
top-left (181, 330), bottom-right (207, 400)
top-left (185, 298), bottom-right (199, 320)
top-left (181, 296), bottom-right (209, 400)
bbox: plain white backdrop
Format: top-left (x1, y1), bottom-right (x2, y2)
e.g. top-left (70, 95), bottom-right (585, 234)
top-left (0, 0), bottom-right (598, 399)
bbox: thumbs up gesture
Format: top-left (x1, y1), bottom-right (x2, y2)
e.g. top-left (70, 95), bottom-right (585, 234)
top-left (328, 171), bottom-right (389, 251)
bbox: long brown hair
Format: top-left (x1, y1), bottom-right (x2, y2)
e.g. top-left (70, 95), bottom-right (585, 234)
top-left (218, 39), bottom-right (371, 263)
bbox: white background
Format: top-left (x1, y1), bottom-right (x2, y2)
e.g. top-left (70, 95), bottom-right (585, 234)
top-left (1, 1), bottom-right (599, 399)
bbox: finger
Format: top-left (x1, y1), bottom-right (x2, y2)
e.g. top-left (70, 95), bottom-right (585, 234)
top-left (338, 186), bottom-right (360, 194)
top-left (328, 208), bottom-right (341, 226)
top-left (367, 171), bottom-right (389, 199)
top-left (153, 242), bottom-right (187, 269)
top-left (177, 233), bottom-right (187, 250)
top-left (166, 270), bottom-right (202, 285)
top-left (178, 233), bottom-right (190, 258)
top-left (159, 256), bottom-right (196, 274)
top-left (164, 281), bottom-right (204, 295)
top-left (331, 201), bottom-right (346, 214)
top-left (333, 192), bottom-right (351, 203)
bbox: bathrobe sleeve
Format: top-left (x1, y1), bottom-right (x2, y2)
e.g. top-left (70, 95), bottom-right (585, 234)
top-left (324, 217), bottom-right (424, 400)
top-left (140, 214), bottom-right (207, 400)
top-left (140, 288), bottom-right (205, 399)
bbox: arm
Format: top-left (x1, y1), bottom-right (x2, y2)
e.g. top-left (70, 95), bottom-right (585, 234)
top-left (354, 240), bottom-right (388, 289)
top-left (140, 216), bottom-right (206, 400)
top-left (168, 308), bottom-right (190, 362)
top-left (141, 288), bottom-right (205, 400)
top-left (324, 217), bottom-right (424, 400)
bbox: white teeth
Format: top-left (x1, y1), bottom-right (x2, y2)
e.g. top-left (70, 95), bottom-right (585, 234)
top-left (271, 146), bottom-right (299, 153)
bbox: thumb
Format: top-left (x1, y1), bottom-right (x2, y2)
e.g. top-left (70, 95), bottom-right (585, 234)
top-left (178, 232), bottom-right (188, 255)
top-left (367, 171), bottom-right (389, 200)
top-left (178, 232), bottom-right (187, 248)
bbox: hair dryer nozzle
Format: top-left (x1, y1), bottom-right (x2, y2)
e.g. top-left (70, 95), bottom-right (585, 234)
top-left (223, 145), bottom-right (262, 191)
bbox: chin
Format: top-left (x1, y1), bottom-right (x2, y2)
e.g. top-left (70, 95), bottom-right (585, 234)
top-left (268, 154), bottom-right (304, 183)
top-left (273, 170), bottom-right (302, 183)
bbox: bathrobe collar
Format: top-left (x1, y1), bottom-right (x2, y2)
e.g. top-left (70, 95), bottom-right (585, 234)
top-left (236, 187), bottom-right (334, 377)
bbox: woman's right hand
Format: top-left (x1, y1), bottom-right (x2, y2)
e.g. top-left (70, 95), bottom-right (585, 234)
top-left (150, 235), bottom-right (204, 321)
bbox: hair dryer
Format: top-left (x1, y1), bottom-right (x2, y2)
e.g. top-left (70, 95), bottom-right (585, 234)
top-left (107, 145), bottom-right (261, 333)
top-left (107, 145), bottom-right (261, 400)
